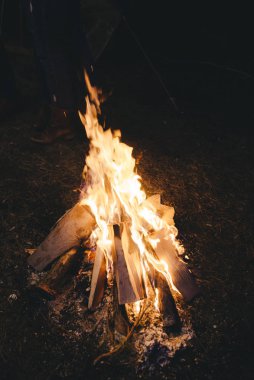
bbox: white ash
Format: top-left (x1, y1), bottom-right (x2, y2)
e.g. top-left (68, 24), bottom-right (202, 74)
top-left (8, 293), bottom-right (18, 302)
top-left (133, 303), bottom-right (194, 375)
top-left (27, 269), bottom-right (47, 285)
top-left (27, 267), bottom-right (194, 374)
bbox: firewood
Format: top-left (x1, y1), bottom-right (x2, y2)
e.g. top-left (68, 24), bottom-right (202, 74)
top-left (149, 228), bottom-right (200, 302)
top-left (88, 246), bottom-right (106, 310)
top-left (107, 225), bottom-right (131, 336)
top-left (120, 223), bottom-right (147, 300)
top-left (31, 248), bottom-right (80, 300)
top-left (155, 271), bottom-right (181, 333)
top-left (112, 283), bottom-right (131, 337)
top-left (144, 255), bottom-right (181, 332)
top-left (141, 194), bottom-right (175, 227)
top-left (113, 224), bottom-right (145, 304)
top-left (28, 202), bottom-right (96, 271)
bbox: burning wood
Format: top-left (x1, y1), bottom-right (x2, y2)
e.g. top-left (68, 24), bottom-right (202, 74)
top-left (149, 228), bottom-right (199, 302)
top-left (88, 245), bottom-right (106, 310)
top-left (28, 72), bottom-right (200, 339)
top-left (154, 271), bottom-right (181, 333)
top-left (113, 224), bottom-right (146, 305)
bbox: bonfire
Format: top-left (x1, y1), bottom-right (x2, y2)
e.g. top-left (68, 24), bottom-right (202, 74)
top-left (28, 73), bottom-right (199, 361)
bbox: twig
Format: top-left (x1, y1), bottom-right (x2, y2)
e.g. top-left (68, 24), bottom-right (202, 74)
top-left (93, 301), bottom-right (149, 365)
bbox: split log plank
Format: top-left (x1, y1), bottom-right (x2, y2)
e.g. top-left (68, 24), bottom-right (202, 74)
top-left (142, 194), bottom-right (175, 227)
top-left (113, 224), bottom-right (145, 305)
top-left (121, 223), bottom-right (146, 300)
top-left (28, 202), bottom-right (96, 271)
top-left (150, 228), bottom-right (200, 302)
top-left (112, 281), bottom-right (131, 337)
top-left (88, 246), bottom-right (106, 309)
top-left (113, 225), bottom-right (138, 304)
top-left (31, 248), bottom-right (79, 299)
top-left (155, 271), bottom-right (181, 332)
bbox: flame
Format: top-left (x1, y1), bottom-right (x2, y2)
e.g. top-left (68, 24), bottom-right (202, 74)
top-left (134, 300), bottom-right (141, 315)
top-left (154, 288), bottom-right (160, 311)
top-left (79, 72), bottom-right (183, 308)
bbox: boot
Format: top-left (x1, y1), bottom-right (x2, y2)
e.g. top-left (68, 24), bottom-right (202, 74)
top-left (31, 106), bottom-right (76, 144)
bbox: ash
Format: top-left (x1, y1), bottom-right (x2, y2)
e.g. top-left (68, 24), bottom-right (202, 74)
top-left (132, 302), bottom-right (194, 376)
top-left (27, 266), bottom-right (194, 376)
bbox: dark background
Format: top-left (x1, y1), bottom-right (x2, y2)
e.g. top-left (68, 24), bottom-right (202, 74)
top-left (0, 1), bottom-right (254, 380)
top-left (2, 1), bottom-right (254, 68)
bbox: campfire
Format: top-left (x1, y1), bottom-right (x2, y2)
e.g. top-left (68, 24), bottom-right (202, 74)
top-left (28, 73), bottom-right (199, 348)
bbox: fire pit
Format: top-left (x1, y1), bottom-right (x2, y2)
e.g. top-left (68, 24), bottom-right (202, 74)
top-left (27, 73), bottom-right (200, 363)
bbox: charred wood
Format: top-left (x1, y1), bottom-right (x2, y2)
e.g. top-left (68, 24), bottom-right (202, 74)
top-left (31, 248), bottom-right (80, 300)
top-left (155, 271), bottom-right (181, 333)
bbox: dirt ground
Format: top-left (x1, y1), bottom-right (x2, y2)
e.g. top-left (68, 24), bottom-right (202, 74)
top-left (1, 29), bottom-right (254, 380)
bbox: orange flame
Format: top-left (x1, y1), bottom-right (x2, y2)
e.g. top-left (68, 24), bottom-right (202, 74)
top-left (79, 72), bottom-right (184, 308)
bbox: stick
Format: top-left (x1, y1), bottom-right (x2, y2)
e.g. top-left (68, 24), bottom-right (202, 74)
top-left (93, 301), bottom-right (149, 365)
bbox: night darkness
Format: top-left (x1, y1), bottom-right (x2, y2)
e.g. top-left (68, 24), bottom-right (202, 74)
top-left (0, 1), bottom-right (254, 380)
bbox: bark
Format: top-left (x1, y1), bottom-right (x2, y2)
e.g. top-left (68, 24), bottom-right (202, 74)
top-left (31, 248), bottom-right (80, 299)
top-left (28, 202), bottom-right (96, 271)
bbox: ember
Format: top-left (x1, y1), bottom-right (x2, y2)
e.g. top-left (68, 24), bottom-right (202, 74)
top-left (28, 73), bottom-right (200, 358)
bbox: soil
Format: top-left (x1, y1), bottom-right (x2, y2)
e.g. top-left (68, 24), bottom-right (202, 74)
top-left (1, 25), bottom-right (254, 380)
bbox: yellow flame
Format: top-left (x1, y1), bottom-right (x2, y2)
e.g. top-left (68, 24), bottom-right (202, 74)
top-left (154, 288), bottom-right (160, 311)
top-left (79, 72), bottom-right (183, 304)
top-left (133, 300), bottom-right (141, 315)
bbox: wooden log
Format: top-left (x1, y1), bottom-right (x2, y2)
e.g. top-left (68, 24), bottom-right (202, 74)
top-left (149, 228), bottom-right (200, 302)
top-left (144, 257), bottom-right (181, 332)
top-left (28, 202), bottom-right (96, 271)
top-left (31, 248), bottom-right (80, 300)
top-left (120, 223), bottom-right (146, 300)
top-left (112, 281), bottom-right (131, 337)
top-left (141, 194), bottom-right (175, 227)
top-left (88, 246), bottom-right (107, 310)
top-left (113, 224), bottom-right (145, 305)
top-left (155, 271), bottom-right (181, 333)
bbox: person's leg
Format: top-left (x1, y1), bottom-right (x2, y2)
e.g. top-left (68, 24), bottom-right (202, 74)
top-left (0, 38), bottom-right (18, 119)
top-left (26, 0), bottom-right (93, 142)
top-left (21, 0), bottom-right (51, 130)
top-left (44, 0), bottom-right (93, 110)
top-left (0, 40), bottom-right (17, 98)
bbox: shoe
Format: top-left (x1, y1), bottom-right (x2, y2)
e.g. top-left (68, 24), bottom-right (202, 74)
top-left (30, 126), bottom-right (75, 144)
top-left (31, 106), bottom-right (76, 144)
top-left (33, 103), bottom-right (51, 132)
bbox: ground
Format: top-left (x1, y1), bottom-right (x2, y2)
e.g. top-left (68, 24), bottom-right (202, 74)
top-left (0, 29), bottom-right (254, 380)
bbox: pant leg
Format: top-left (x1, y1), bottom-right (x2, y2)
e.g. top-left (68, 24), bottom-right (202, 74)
top-left (24, 0), bottom-right (93, 110)
top-left (44, 0), bottom-right (94, 109)
top-left (21, 0), bottom-right (50, 104)
top-left (0, 38), bottom-right (17, 99)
